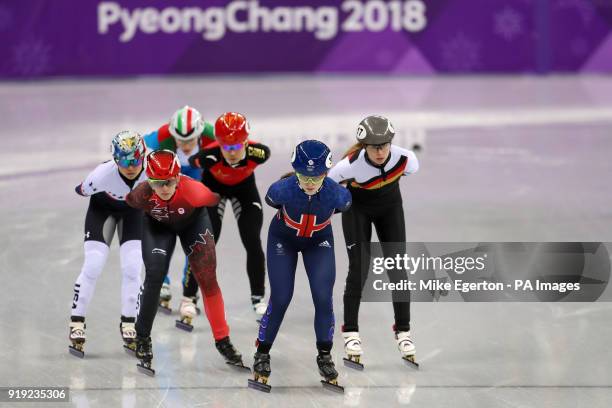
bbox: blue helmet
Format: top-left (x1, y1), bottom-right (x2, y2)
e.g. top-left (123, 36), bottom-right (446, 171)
top-left (291, 140), bottom-right (332, 176)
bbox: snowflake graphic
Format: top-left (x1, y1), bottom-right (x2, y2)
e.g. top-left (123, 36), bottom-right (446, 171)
top-left (12, 38), bottom-right (53, 76)
top-left (494, 6), bottom-right (524, 41)
top-left (0, 5), bottom-right (12, 31)
top-left (440, 32), bottom-right (481, 72)
top-left (556, 0), bottom-right (595, 26)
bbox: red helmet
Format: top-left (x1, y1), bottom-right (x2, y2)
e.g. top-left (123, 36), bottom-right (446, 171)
top-left (146, 150), bottom-right (180, 179)
top-left (215, 112), bottom-right (249, 145)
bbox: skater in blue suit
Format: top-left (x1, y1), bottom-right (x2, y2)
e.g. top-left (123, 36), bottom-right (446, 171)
top-left (248, 140), bottom-right (352, 393)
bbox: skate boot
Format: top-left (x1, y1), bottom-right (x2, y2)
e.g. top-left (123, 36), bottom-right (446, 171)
top-left (158, 283), bottom-right (172, 314)
top-left (342, 331), bottom-right (364, 370)
top-left (68, 318), bottom-right (86, 358)
top-left (120, 317), bottom-right (137, 355)
top-left (317, 353), bottom-right (344, 393)
top-left (215, 337), bottom-right (249, 370)
top-left (135, 336), bottom-right (155, 376)
top-left (248, 352), bottom-right (271, 393)
top-left (395, 330), bottom-right (418, 369)
top-left (175, 296), bottom-right (197, 332)
top-left (251, 295), bottom-right (267, 322)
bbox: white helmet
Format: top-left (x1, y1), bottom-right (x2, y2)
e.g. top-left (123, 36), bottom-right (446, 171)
top-left (169, 105), bottom-right (205, 141)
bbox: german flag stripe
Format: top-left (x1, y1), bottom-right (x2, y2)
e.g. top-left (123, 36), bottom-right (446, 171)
top-left (353, 156), bottom-right (407, 189)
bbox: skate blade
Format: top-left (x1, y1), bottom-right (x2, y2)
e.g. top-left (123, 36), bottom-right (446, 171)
top-left (123, 343), bottom-right (136, 356)
top-left (248, 378), bottom-right (271, 393)
top-left (402, 356), bottom-right (419, 370)
top-left (158, 303), bottom-right (172, 314)
top-left (68, 345), bottom-right (84, 358)
top-left (175, 319), bottom-right (194, 332)
top-left (137, 362), bottom-right (155, 377)
top-left (343, 357), bottom-right (364, 371)
top-left (321, 380), bottom-right (344, 394)
top-left (226, 361), bottom-right (251, 372)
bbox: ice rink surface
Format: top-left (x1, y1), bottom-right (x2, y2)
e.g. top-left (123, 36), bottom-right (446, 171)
top-left (1, 76), bottom-right (612, 407)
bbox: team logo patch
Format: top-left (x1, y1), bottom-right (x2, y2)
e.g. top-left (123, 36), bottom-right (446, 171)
top-left (178, 208), bottom-right (185, 214)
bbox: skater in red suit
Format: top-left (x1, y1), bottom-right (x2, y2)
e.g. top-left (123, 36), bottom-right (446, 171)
top-left (125, 149), bottom-right (246, 375)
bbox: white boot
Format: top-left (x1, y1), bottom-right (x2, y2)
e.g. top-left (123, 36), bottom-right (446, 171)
top-left (251, 296), bottom-right (267, 321)
top-left (395, 331), bottom-right (416, 357)
top-left (343, 331), bottom-right (363, 362)
top-left (69, 321), bottom-right (86, 344)
top-left (179, 296), bottom-right (197, 324)
top-left (120, 319), bottom-right (136, 352)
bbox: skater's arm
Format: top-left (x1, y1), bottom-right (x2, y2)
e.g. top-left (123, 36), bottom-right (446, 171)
top-left (399, 148), bottom-right (419, 175)
top-left (328, 157), bottom-right (352, 183)
top-left (247, 142), bottom-right (271, 165)
top-left (188, 145), bottom-right (219, 169)
top-left (264, 180), bottom-right (284, 209)
top-left (125, 182), bottom-right (153, 209)
top-left (184, 178), bottom-right (220, 207)
top-left (77, 162), bottom-right (111, 196)
top-left (335, 183), bottom-right (352, 212)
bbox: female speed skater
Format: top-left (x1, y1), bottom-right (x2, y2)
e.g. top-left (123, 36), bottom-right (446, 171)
top-left (248, 140), bottom-right (352, 393)
top-left (188, 112), bottom-right (270, 321)
top-left (69, 131), bottom-right (147, 358)
top-left (328, 115), bottom-right (420, 369)
top-left (143, 105), bottom-right (215, 320)
top-left (125, 149), bottom-right (246, 376)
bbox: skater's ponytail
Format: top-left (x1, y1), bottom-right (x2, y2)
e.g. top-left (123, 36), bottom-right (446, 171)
top-left (280, 171), bottom-right (295, 180)
top-left (343, 142), bottom-right (365, 159)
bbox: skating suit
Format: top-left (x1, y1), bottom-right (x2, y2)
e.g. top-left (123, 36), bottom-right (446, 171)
top-left (257, 176), bottom-right (351, 351)
top-left (143, 122), bottom-right (215, 293)
top-left (328, 145), bottom-right (419, 332)
top-left (188, 140), bottom-right (270, 297)
top-left (71, 161), bottom-right (147, 319)
top-left (75, 160), bottom-right (147, 245)
top-left (126, 175), bottom-right (230, 340)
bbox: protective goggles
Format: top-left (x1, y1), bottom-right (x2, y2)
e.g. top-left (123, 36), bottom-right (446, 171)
top-left (148, 178), bottom-right (178, 188)
top-left (222, 143), bottom-right (244, 151)
top-left (296, 172), bottom-right (325, 184)
top-left (116, 157), bottom-right (143, 168)
top-left (365, 142), bottom-right (391, 151)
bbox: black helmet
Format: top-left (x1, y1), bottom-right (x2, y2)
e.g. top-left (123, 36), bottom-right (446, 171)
top-left (356, 115), bottom-right (395, 145)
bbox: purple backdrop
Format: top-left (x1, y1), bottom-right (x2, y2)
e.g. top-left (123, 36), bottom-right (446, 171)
top-left (2, 0), bottom-right (612, 78)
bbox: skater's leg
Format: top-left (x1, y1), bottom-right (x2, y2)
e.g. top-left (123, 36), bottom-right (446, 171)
top-left (71, 201), bottom-right (116, 318)
top-left (342, 207), bottom-right (373, 332)
top-left (373, 206), bottom-right (410, 332)
top-left (136, 216), bottom-right (176, 338)
top-left (118, 240), bottom-right (142, 318)
top-left (302, 238), bottom-right (336, 352)
top-left (234, 187), bottom-right (266, 298)
top-left (179, 208), bottom-right (228, 341)
top-left (117, 207), bottom-right (143, 318)
top-left (181, 260), bottom-right (199, 298)
top-left (256, 233), bottom-right (298, 352)
top-left (180, 205), bottom-right (222, 299)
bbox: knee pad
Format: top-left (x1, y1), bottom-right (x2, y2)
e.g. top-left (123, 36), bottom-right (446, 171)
top-left (81, 241), bottom-right (110, 281)
top-left (119, 240), bottom-right (142, 281)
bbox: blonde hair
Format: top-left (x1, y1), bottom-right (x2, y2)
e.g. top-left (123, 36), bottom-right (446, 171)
top-left (343, 142), bottom-right (365, 159)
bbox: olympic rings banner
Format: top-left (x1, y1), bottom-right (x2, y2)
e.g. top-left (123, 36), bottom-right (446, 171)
top-left (2, 0), bottom-right (612, 78)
